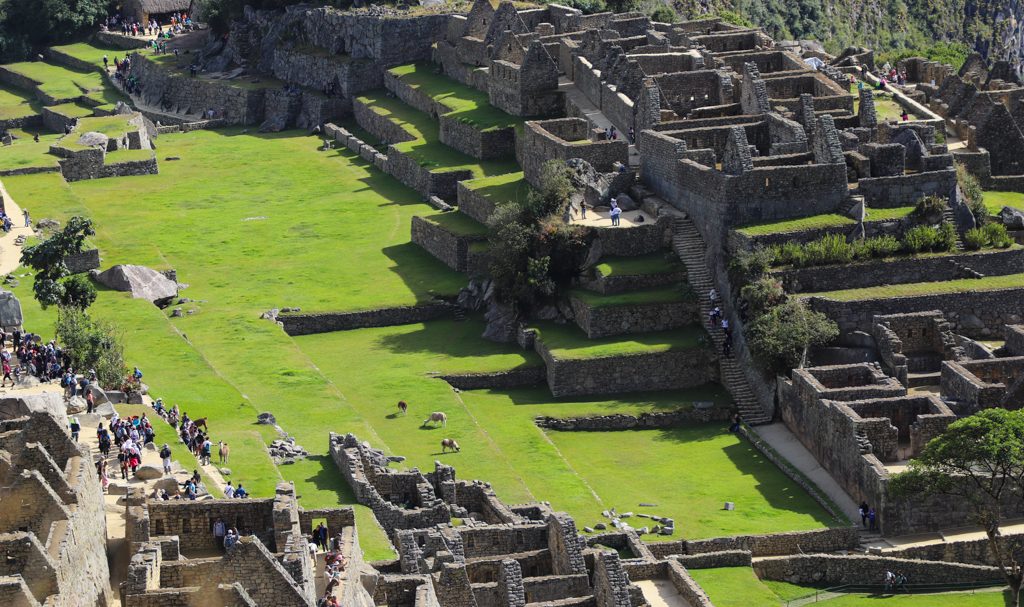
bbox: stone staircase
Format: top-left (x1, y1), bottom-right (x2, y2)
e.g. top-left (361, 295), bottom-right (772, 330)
top-left (942, 207), bottom-right (966, 251)
top-left (670, 215), bottom-right (770, 425)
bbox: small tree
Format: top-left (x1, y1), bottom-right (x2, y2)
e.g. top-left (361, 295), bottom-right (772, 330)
top-left (747, 298), bottom-right (838, 372)
top-left (55, 306), bottom-right (127, 389)
top-left (891, 409), bottom-right (1024, 604)
top-left (21, 216), bottom-right (97, 309)
top-left (957, 162), bottom-right (989, 226)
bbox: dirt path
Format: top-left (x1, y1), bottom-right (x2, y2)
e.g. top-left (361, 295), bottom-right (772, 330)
top-left (0, 179), bottom-right (36, 276)
top-left (634, 579), bottom-right (693, 607)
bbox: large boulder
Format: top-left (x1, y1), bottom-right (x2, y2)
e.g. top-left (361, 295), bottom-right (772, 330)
top-left (1001, 206), bottom-right (1024, 230)
top-left (0, 291), bottom-right (23, 329)
top-left (134, 465), bottom-right (164, 480)
top-left (96, 265), bottom-right (177, 305)
top-left (66, 395), bottom-right (88, 414)
top-left (77, 131), bottom-right (109, 149)
top-left (0, 392), bottom-right (67, 421)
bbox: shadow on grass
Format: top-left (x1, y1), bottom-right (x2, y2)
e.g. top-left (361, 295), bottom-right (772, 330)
top-left (289, 455), bottom-right (358, 504)
top-left (485, 385), bottom-right (732, 410)
top-left (381, 242), bottom-right (466, 301)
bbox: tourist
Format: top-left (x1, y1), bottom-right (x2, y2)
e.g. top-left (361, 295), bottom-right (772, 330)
top-left (69, 417), bottom-right (80, 442)
top-left (308, 535), bottom-right (318, 558)
top-left (213, 517), bottom-right (227, 549)
top-left (610, 200), bottom-right (621, 227)
top-left (224, 481), bottom-right (235, 498)
top-left (868, 507), bottom-right (877, 531)
top-left (103, 54), bottom-right (109, 70)
top-left (729, 412), bottom-right (741, 432)
top-left (224, 528), bottom-right (239, 550)
top-left (159, 443), bottom-right (173, 475)
top-left (900, 109), bottom-right (909, 121)
top-left (1, 360), bottom-right (13, 387)
top-left (708, 288), bottom-right (718, 306)
top-left (883, 569), bottom-right (894, 592)
top-left (628, 126), bottom-right (635, 144)
top-left (86, 388), bottom-right (95, 414)
top-left (96, 457), bottom-right (109, 491)
top-left (722, 333), bottom-right (732, 358)
top-left (22, 209), bottom-right (29, 227)
top-left (859, 501), bottom-right (869, 527)
top-left (316, 522), bottom-right (329, 551)
top-left (235, 483), bottom-right (248, 498)
top-left (133, 366), bottom-right (143, 380)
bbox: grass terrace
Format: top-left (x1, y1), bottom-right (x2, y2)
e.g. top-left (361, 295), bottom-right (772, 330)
top-left (49, 42), bottom-right (122, 71)
top-left (0, 131), bottom-right (61, 171)
top-left (735, 213), bottom-right (856, 236)
top-left (463, 171), bottom-right (532, 207)
top-left (420, 210), bottom-right (489, 236)
top-left (356, 91), bottom-right (518, 177)
top-left (594, 254), bottom-right (683, 277)
top-left (388, 62), bottom-right (520, 131)
top-left (46, 101), bottom-right (96, 120)
top-left (2, 60), bottom-right (122, 105)
top-left (809, 272), bottom-right (1024, 301)
top-left (0, 83), bottom-right (42, 121)
top-left (689, 567), bottom-right (786, 607)
top-left (105, 148), bottom-right (156, 163)
top-left (865, 205), bottom-right (916, 221)
top-left (532, 321), bottom-right (707, 359)
top-left (569, 286), bottom-right (691, 308)
top-left (983, 190), bottom-right (1024, 215)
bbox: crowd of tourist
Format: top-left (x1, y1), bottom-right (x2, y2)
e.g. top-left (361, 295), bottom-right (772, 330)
top-left (104, 12), bottom-right (194, 38)
top-left (311, 526), bottom-right (349, 607)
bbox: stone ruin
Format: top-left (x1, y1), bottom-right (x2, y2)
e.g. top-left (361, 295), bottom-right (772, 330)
top-left (0, 395), bottom-right (111, 606)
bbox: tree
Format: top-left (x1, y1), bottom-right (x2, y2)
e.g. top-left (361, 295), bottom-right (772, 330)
top-left (891, 409), bottom-right (1024, 604)
top-left (55, 306), bottom-right (127, 390)
top-left (20, 216), bottom-right (96, 309)
top-left (0, 0), bottom-right (107, 62)
top-left (746, 298), bottom-right (838, 372)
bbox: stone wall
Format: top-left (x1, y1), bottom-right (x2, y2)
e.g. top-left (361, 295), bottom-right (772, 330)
top-left (857, 169), bottom-right (957, 208)
top-left (386, 145), bottom-right (473, 202)
top-left (673, 550), bottom-right (752, 569)
top-left (410, 215), bottom-right (486, 273)
top-left (94, 31), bottom-right (150, 50)
top-left (647, 527), bottom-right (860, 559)
top-left (519, 118), bottom-right (629, 189)
top-left (590, 219), bottom-right (671, 257)
top-left (353, 98), bottom-right (416, 145)
top-left (440, 115), bottom-right (516, 161)
top-left (569, 296), bottom-right (699, 338)
top-left (279, 303), bottom-right (457, 335)
top-left (808, 287), bottom-right (1024, 338)
top-left (534, 405), bottom-right (731, 430)
top-left (534, 338), bottom-right (717, 397)
top-left (883, 532), bottom-right (1024, 567)
top-left (438, 367), bottom-right (547, 390)
top-left (581, 266), bottom-right (685, 295)
top-left (64, 249), bottom-right (100, 274)
top-left (1006, 325), bottom-right (1024, 355)
top-left (457, 181), bottom-right (503, 224)
top-left (753, 554), bottom-right (1002, 586)
top-left (775, 248), bottom-right (1024, 294)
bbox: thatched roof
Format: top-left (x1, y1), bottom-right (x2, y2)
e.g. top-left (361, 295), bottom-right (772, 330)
top-left (125, 0), bottom-right (190, 15)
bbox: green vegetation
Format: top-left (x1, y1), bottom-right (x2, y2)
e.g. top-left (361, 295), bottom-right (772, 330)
top-left (964, 223), bottom-right (1014, 250)
top-left (594, 254), bottom-right (682, 277)
top-left (21, 215), bottom-right (97, 309)
top-left (2, 60), bottom-right (119, 104)
top-left (357, 91), bottom-right (518, 177)
top-left (388, 63), bottom-right (520, 131)
top-left (810, 272), bottom-right (1024, 300)
top-left (49, 42), bottom-right (120, 70)
top-left (0, 0), bottom-right (107, 63)
top-left (421, 211), bottom-right (489, 237)
top-left (983, 191), bottom-right (1024, 216)
top-left (877, 41), bottom-right (973, 71)
top-left (569, 286), bottom-right (690, 308)
top-left (0, 132), bottom-right (61, 170)
top-left (866, 205), bottom-right (916, 221)
top-left (532, 321), bottom-right (707, 359)
top-left (464, 171), bottom-right (532, 207)
top-left (46, 101), bottom-right (94, 119)
top-left (735, 213), bottom-right (856, 236)
top-left (957, 163), bottom-right (988, 225)
top-left (748, 299), bottom-right (839, 372)
top-left (689, 567), bottom-right (782, 607)
top-left (56, 306), bottom-right (126, 388)
top-left (0, 83), bottom-right (41, 120)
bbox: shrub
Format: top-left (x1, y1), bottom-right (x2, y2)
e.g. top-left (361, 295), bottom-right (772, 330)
top-left (55, 306), bottom-right (127, 390)
top-left (912, 195), bottom-right (947, 223)
top-left (800, 233), bottom-right (855, 267)
top-left (858, 235), bottom-right (902, 258)
top-left (956, 162), bottom-right (988, 225)
top-left (902, 225), bottom-right (937, 253)
top-left (747, 299), bottom-right (839, 373)
top-left (935, 222), bottom-right (958, 251)
top-left (963, 227), bottom-right (987, 251)
top-left (650, 5), bottom-right (677, 23)
top-left (728, 247), bottom-right (774, 285)
top-left (984, 222), bottom-right (1013, 248)
top-left (740, 276), bottom-right (786, 317)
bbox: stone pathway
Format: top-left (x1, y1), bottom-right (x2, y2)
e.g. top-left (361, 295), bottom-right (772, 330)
top-left (753, 423), bottom-right (861, 522)
top-left (558, 77), bottom-right (640, 167)
top-left (634, 579), bottom-right (692, 607)
top-left (0, 180), bottom-right (36, 276)
top-left (569, 207), bottom-right (652, 227)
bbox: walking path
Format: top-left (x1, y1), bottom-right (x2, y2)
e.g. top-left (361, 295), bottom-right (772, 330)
top-left (634, 579), bottom-right (692, 607)
top-left (0, 180), bottom-right (35, 275)
top-left (559, 77), bottom-right (641, 167)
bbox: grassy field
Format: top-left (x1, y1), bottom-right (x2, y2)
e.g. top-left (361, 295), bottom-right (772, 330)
top-left (866, 205), bottom-right (916, 221)
top-left (532, 321), bottom-right (708, 358)
top-left (49, 42), bottom-right (122, 70)
top-left (595, 254), bottom-right (682, 277)
top-left (569, 286), bottom-right (690, 308)
top-left (984, 191), bottom-right (1024, 215)
top-left (463, 171), bottom-right (532, 208)
top-left (357, 91), bottom-right (518, 177)
top-left (809, 272), bottom-right (1024, 301)
top-left (0, 83), bottom-right (42, 120)
top-left (388, 63), bottom-right (520, 131)
top-left (0, 132), bottom-right (62, 170)
top-left (3, 60), bottom-right (121, 105)
top-left (421, 210), bottom-right (489, 236)
top-left (735, 213), bottom-right (856, 236)
top-left (690, 567), bottom-right (791, 607)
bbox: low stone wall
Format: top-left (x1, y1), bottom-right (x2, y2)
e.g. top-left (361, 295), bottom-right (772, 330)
top-left (753, 554), bottom-right (1002, 586)
top-left (353, 98), bottom-right (416, 146)
top-left (570, 296), bottom-right (699, 338)
top-left (776, 248), bottom-right (1024, 293)
top-left (438, 367), bottom-right (547, 390)
top-left (457, 181), bottom-right (500, 225)
top-left (386, 146), bottom-right (472, 202)
top-left (591, 219), bottom-right (670, 257)
top-left (535, 405), bottom-right (731, 430)
top-left (648, 526), bottom-right (861, 559)
top-left (881, 532), bottom-right (1024, 567)
top-left (439, 116), bottom-right (516, 161)
top-left (673, 550), bottom-right (752, 569)
top-left (857, 169), bottom-right (957, 208)
top-left (279, 303), bottom-right (457, 335)
top-left (666, 560), bottom-right (713, 607)
top-left (581, 267), bottom-right (685, 295)
top-left (41, 106), bottom-right (79, 133)
top-left (44, 47), bottom-right (98, 73)
top-left (0, 113), bottom-right (43, 132)
top-left (0, 165), bottom-right (60, 177)
top-left (384, 70), bottom-right (445, 117)
top-left (410, 215), bottom-right (485, 273)
top-left (94, 31), bottom-right (150, 50)
top-left (808, 287), bottom-right (1024, 338)
top-left (534, 339), bottom-right (716, 397)
top-left (65, 249), bottom-right (100, 273)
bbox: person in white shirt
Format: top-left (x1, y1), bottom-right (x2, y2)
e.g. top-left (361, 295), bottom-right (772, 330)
top-left (223, 481), bottom-right (235, 498)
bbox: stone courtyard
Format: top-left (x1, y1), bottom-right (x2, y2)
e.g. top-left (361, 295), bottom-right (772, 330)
top-left (0, 0), bottom-right (1024, 606)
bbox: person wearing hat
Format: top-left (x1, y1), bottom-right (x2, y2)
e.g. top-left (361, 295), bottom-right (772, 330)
top-left (69, 417), bottom-right (80, 441)
top-left (159, 443), bottom-right (172, 475)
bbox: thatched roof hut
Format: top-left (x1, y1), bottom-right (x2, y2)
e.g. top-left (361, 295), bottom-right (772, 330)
top-left (122, 0), bottom-right (190, 24)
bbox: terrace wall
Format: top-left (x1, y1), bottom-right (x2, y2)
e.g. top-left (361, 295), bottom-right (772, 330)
top-left (569, 297), bottom-right (699, 338)
top-left (278, 303), bottom-right (457, 335)
top-left (753, 554), bottom-right (1001, 585)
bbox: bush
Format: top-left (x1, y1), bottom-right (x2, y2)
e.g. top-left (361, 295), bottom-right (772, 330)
top-left (984, 222), bottom-right (1013, 248)
top-left (741, 276), bottom-right (786, 317)
top-left (728, 247), bottom-right (774, 285)
top-left (650, 6), bottom-right (677, 23)
top-left (935, 222), bottom-right (958, 251)
top-left (801, 234), bottom-right (854, 266)
top-left (747, 299), bottom-right (839, 373)
top-left (956, 162), bottom-right (988, 225)
top-left (963, 227), bottom-right (987, 250)
top-left (55, 307), bottom-right (127, 390)
top-left (902, 224), bottom-right (955, 253)
top-left (856, 235), bottom-right (901, 258)
top-left (912, 194), bottom-right (947, 223)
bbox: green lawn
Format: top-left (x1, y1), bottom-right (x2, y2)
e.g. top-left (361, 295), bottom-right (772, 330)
top-left (690, 567), bottom-right (784, 607)
top-left (46, 101), bottom-right (95, 119)
top-left (865, 205), bottom-right (916, 221)
top-left (105, 148), bottom-right (155, 163)
top-left (0, 132), bottom-right (61, 171)
top-left (463, 171), bottom-right (532, 207)
top-left (809, 272), bottom-right (1024, 301)
top-left (75, 114), bottom-right (138, 137)
top-left (569, 286), bottom-right (690, 308)
top-left (532, 321), bottom-right (708, 359)
top-left (595, 254), bottom-right (683, 277)
top-left (388, 63), bottom-right (520, 131)
top-left (2, 60), bottom-right (121, 105)
top-left (735, 213), bottom-right (856, 236)
top-left (984, 191), bottom-right (1024, 215)
top-left (357, 91), bottom-right (518, 177)
top-left (548, 427), bottom-right (836, 539)
top-left (421, 210), bottom-right (489, 236)
top-left (0, 83), bottom-right (42, 120)
top-left (49, 42), bottom-right (121, 71)
top-left (825, 591), bottom-right (1010, 606)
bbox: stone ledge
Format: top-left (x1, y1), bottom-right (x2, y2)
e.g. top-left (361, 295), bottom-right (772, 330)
top-left (569, 295), bottom-right (699, 338)
top-left (438, 367), bottom-right (546, 390)
top-left (279, 303), bottom-right (457, 335)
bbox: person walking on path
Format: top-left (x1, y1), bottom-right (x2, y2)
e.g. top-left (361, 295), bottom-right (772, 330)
top-left (610, 200), bottom-right (621, 226)
top-left (159, 443), bottom-right (172, 475)
top-left (859, 501), bottom-right (869, 528)
top-left (22, 209), bottom-right (29, 228)
top-left (868, 507), bottom-right (878, 531)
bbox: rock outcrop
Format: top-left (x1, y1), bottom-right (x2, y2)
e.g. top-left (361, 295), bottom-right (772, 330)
top-left (96, 265), bottom-right (178, 304)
